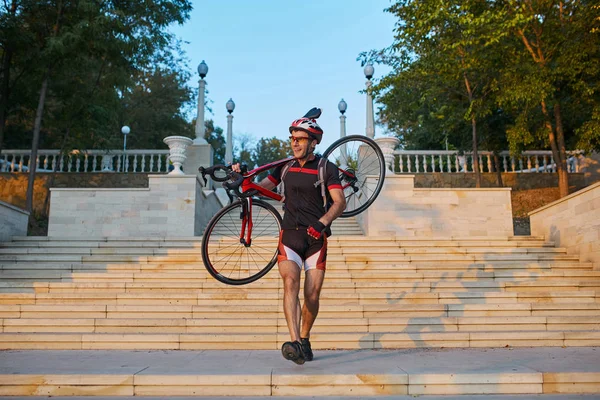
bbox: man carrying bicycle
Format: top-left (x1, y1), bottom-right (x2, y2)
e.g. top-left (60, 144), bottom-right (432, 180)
top-left (234, 108), bottom-right (346, 365)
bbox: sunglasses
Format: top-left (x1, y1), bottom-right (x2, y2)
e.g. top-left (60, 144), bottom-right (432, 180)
top-left (289, 136), bottom-right (312, 144)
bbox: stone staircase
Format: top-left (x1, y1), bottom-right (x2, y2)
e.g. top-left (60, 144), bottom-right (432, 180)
top-left (0, 235), bottom-right (599, 396)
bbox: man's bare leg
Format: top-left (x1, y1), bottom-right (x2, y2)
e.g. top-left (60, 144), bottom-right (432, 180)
top-left (301, 268), bottom-right (325, 338)
top-left (278, 260), bottom-right (301, 342)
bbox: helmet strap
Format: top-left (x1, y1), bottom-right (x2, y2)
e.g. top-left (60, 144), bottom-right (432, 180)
top-left (297, 141), bottom-right (315, 164)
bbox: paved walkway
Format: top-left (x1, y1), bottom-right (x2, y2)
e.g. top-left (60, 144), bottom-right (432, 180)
top-left (1, 347), bottom-right (598, 397)
top-left (2, 347), bottom-right (599, 375)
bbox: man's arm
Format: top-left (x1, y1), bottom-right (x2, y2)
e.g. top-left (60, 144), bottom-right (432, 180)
top-left (257, 176), bottom-right (277, 191)
top-left (318, 188), bottom-right (346, 226)
top-left (231, 163), bottom-right (277, 191)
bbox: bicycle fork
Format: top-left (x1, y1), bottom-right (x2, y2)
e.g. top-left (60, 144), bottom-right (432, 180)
top-left (239, 197), bottom-right (253, 247)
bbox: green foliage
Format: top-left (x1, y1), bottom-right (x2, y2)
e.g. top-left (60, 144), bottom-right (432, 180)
top-left (234, 132), bottom-right (256, 169)
top-left (253, 136), bottom-right (292, 180)
top-left (204, 119), bottom-right (225, 165)
top-left (0, 0), bottom-right (194, 152)
top-left (360, 0), bottom-right (600, 156)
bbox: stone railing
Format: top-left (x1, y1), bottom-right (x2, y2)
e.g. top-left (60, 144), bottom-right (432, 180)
top-left (1, 148), bottom-right (584, 175)
top-left (392, 150), bottom-right (583, 173)
top-left (0, 150), bottom-right (170, 173)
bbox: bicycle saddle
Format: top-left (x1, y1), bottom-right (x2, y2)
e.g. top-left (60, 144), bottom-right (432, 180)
top-left (303, 107), bottom-right (322, 120)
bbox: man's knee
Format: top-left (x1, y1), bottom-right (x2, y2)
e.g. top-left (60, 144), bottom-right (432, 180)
top-left (283, 274), bottom-right (300, 289)
top-left (304, 289), bottom-right (321, 306)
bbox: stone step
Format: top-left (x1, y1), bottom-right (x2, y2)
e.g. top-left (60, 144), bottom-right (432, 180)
top-left (0, 240), bottom-right (560, 252)
top-left (7, 396), bottom-right (599, 400)
top-left (2, 252), bottom-right (582, 263)
top-left (3, 276), bottom-right (599, 293)
top-left (2, 302), bottom-right (599, 319)
top-left (0, 348), bottom-right (598, 396)
top-left (1, 260), bottom-right (594, 273)
top-left (0, 290), bottom-right (597, 306)
top-left (2, 316), bottom-right (600, 334)
top-left (1, 330), bottom-right (600, 350)
top-left (0, 246), bottom-right (570, 256)
top-left (3, 235), bottom-right (553, 247)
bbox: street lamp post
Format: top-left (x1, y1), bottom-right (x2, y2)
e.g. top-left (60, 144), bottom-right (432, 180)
top-left (225, 98), bottom-right (235, 165)
top-left (338, 99), bottom-right (347, 163)
top-left (121, 125), bottom-right (130, 172)
top-left (195, 60), bottom-right (209, 144)
top-left (364, 64), bottom-right (375, 139)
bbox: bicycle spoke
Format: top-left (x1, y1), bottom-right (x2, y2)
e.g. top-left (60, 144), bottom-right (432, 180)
top-left (202, 199), bottom-right (282, 285)
top-left (324, 135), bottom-right (385, 217)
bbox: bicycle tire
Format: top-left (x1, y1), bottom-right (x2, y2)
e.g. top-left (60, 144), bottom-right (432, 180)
top-left (201, 198), bottom-right (282, 285)
top-left (323, 135), bottom-right (386, 217)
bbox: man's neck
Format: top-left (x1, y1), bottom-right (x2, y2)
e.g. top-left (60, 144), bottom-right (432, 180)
top-left (297, 153), bottom-right (315, 167)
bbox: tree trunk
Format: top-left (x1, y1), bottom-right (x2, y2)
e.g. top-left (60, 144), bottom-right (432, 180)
top-left (471, 117), bottom-right (481, 188)
top-left (541, 100), bottom-right (569, 198)
top-left (0, 0), bottom-right (18, 156)
top-left (554, 102), bottom-right (569, 197)
top-left (463, 72), bottom-right (481, 188)
top-left (494, 153), bottom-right (503, 187)
top-left (43, 127), bottom-right (71, 217)
top-left (0, 50), bottom-right (12, 157)
top-left (25, 75), bottom-right (49, 221)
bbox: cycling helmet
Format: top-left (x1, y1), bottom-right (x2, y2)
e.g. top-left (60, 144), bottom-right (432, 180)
top-left (289, 107), bottom-right (323, 143)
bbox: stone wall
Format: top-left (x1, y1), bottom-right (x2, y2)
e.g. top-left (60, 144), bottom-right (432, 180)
top-left (358, 175), bottom-right (513, 237)
top-left (579, 152), bottom-right (600, 186)
top-left (195, 187), bottom-right (225, 236)
top-left (48, 175), bottom-right (200, 237)
top-left (0, 173), bottom-right (150, 215)
top-left (412, 172), bottom-right (587, 190)
top-left (0, 200), bottom-right (29, 241)
top-left (0, 172), bottom-right (588, 216)
top-left (529, 181), bottom-right (600, 268)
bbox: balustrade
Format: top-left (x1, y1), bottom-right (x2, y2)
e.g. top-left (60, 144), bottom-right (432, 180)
top-left (0, 150), bottom-right (170, 173)
top-left (393, 150), bottom-right (583, 174)
top-left (0, 148), bottom-right (585, 175)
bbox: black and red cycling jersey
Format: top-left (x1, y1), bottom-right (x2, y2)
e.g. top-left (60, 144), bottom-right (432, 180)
top-left (268, 155), bottom-right (342, 236)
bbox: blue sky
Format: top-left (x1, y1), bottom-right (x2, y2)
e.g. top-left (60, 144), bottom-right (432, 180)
top-left (170, 0), bottom-right (397, 152)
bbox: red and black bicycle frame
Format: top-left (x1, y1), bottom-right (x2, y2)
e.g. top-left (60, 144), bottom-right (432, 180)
top-left (235, 157), bottom-right (356, 247)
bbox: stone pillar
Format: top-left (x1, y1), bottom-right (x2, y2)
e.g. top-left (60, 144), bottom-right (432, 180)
top-left (366, 80), bottom-right (375, 139)
top-left (225, 114), bottom-right (233, 165)
top-left (194, 78), bottom-right (208, 145)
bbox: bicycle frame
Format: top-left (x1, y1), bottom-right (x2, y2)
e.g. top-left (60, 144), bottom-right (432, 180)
top-left (239, 157), bottom-right (291, 202)
top-left (201, 134), bottom-right (385, 285)
top-left (235, 157), bottom-right (290, 247)
top-left (229, 155), bottom-right (358, 247)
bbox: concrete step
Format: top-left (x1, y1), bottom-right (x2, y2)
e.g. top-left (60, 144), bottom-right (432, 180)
top-left (1, 330), bottom-right (600, 350)
top-left (2, 316), bottom-right (600, 334)
top-left (2, 302), bottom-right (599, 319)
top-left (5, 397), bottom-right (599, 400)
top-left (4, 252), bottom-right (582, 263)
top-left (0, 290), bottom-right (597, 306)
top-left (0, 348), bottom-right (598, 396)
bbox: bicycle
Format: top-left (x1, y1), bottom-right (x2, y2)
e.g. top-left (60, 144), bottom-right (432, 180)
top-left (198, 135), bottom-right (386, 285)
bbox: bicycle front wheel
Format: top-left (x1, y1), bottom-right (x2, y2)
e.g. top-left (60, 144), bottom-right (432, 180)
top-left (201, 199), bottom-right (282, 285)
top-left (323, 135), bottom-right (386, 217)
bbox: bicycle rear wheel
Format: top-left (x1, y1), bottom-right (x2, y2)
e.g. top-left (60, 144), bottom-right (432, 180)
top-left (323, 135), bottom-right (386, 217)
top-left (201, 198), bottom-right (282, 285)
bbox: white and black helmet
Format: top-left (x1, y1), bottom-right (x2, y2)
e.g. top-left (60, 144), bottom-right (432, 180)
top-left (289, 107), bottom-right (324, 143)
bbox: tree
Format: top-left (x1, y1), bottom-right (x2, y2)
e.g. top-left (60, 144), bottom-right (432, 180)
top-left (362, 0), bottom-right (509, 187)
top-left (204, 119), bottom-right (225, 165)
top-left (234, 132), bottom-right (255, 169)
top-left (253, 136), bottom-right (292, 180)
top-left (496, 0), bottom-right (600, 196)
top-left (361, 0), bottom-right (599, 196)
top-left (0, 0), bottom-right (193, 219)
